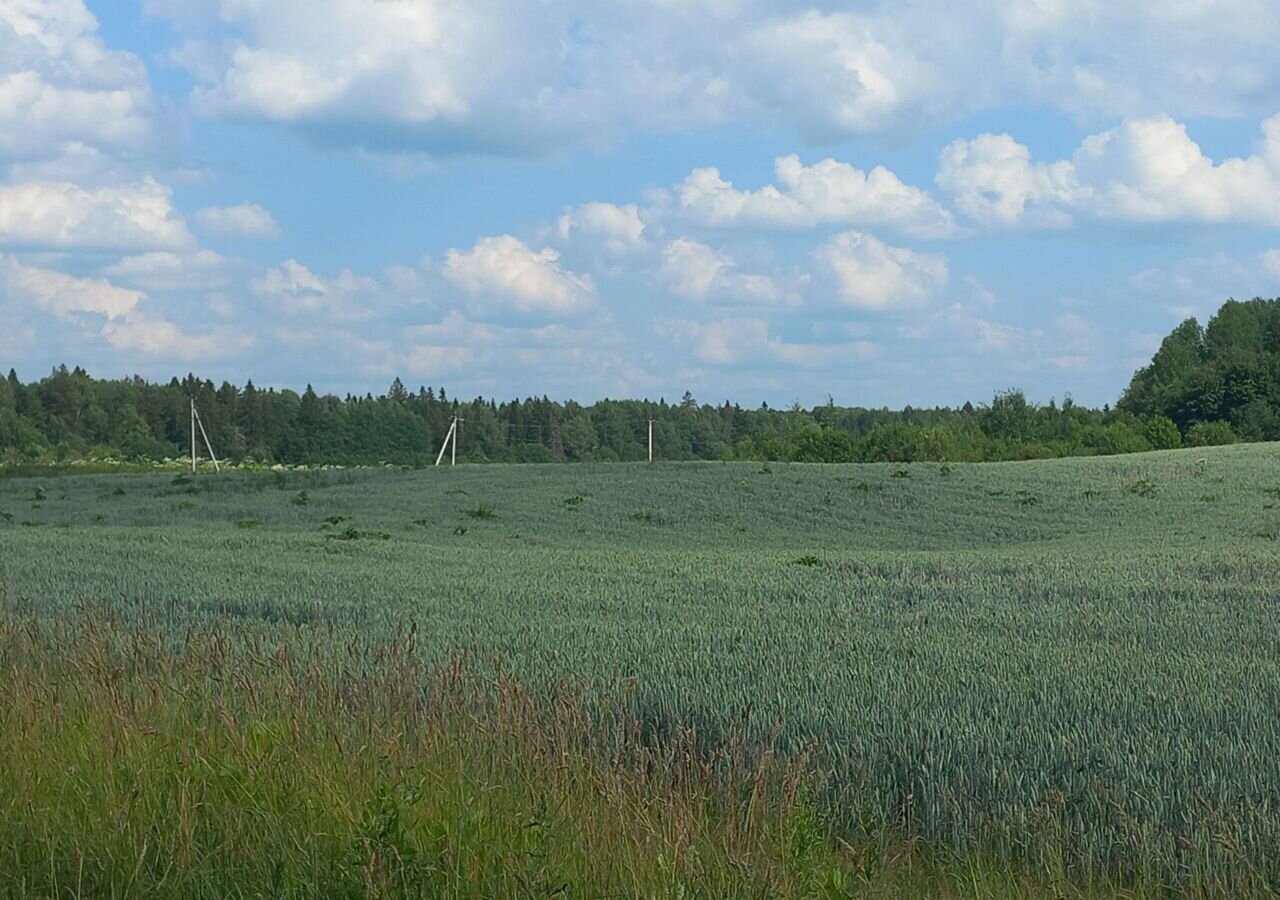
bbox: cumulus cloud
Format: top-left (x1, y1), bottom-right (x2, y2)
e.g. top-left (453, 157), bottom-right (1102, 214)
top-left (657, 317), bottom-right (770, 365)
top-left (334, 332), bottom-right (473, 379)
top-left (737, 11), bottom-right (939, 139)
top-left (1126, 250), bottom-right (1280, 320)
top-left (667, 155), bottom-right (955, 238)
top-left (938, 115), bottom-right (1280, 227)
top-left (3, 258), bottom-right (142, 320)
top-left (0, 0), bottom-right (154, 163)
top-left (101, 314), bottom-right (254, 361)
top-left (0, 178), bottom-right (192, 250)
top-left (556, 203), bottom-right (646, 255)
top-left (659, 238), bottom-right (790, 306)
top-left (815, 231), bottom-right (949, 310)
top-left (2, 257), bottom-right (251, 361)
top-left (443, 235), bottom-right (594, 315)
top-left (169, 0), bottom-right (575, 154)
top-left (196, 203), bottom-right (280, 239)
top-left (252, 259), bottom-right (380, 318)
top-left (936, 133), bottom-right (1075, 227)
top-left (148, 0), bottom-right (1280, 154)
top-left (103, 250), bottom-right (234, 291)
top-left (657, 316), bottom-right (877, 367)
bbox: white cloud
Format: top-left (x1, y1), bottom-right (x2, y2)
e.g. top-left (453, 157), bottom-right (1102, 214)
top-left (335, 332), bottom-right (473, 378)
top-left (0, 178), bottom-right (192, 250)
top-left (661, 238), bottom-right (726, 299)
top-left (556, 202), bottom-right (646, 255)
top-left (657, 315), bottom-right (877, 368)
top-left (252, 258), bottom-right (380, 318)
top-left (815, 231), bottom-right (949, 310)
top-left (737, 11), bottom-right (938, 139)
top-left (443, 234), bottom-right (595, 315)
top-left (396, 343), bottom-right (473, 375)
top-left (150, 0), bottom-right (1280, 154)
top-left (658, 317), bottom-right (770, 364)
top-left (101, 314), bottom-right (253, 361)
top-left (936, 133), bottom-right (1075, 227)
top-left (103, 250), bottom-right (233, 291)
top-left (196, 203), bottom-right (280, 239)
top-left (1126, 250), bottom-right (1280, 321)
top-left (2, 256), bottom-right (251, 361)
top-left (173, 0), bottom-right (563, 153)
top-left (0, 1), bottom-right (155, 163)
top-left (1072, 116), bottom-right (1280, 223)
top-left (670, 155), bottom-right (954, 238)
top-left (3, 258), bottom-right (142, 319)
top-left (672, 167), bottom-right (807, 229)
top-left (659, 238), bottom-right (789, 306)
top-left (939, 115), bottom-right (1280, 227)
top-left (1264, 250), bottom-right (1280, 281)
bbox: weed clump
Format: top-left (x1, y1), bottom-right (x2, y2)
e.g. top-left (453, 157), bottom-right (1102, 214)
top-left (327, 526), bottom-right (390, 542)
top-left (1127, 478), bottom-right (1158, 498)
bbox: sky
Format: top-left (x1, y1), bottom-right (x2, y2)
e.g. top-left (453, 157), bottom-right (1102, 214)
top-left (3, 1), bottom-right (1280, 408)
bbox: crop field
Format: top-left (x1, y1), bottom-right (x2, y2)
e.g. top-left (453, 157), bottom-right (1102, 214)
top-left (3, 444), bottom-right (1280, 897)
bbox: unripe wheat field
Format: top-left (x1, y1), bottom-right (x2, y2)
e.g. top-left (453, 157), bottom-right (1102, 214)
top-left (1, 444), bottom-right (1278, 897)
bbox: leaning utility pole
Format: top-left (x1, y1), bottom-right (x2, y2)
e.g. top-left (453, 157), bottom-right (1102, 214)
top-left (190, 399), bottom-right (221, 474)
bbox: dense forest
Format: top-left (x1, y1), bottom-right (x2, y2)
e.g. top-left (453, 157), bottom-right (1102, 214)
top-left (2, 299), bottom-right (1275, 467)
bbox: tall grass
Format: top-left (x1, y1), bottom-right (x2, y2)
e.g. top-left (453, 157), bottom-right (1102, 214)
top-left (0, 612), bottom-right (1193, 900)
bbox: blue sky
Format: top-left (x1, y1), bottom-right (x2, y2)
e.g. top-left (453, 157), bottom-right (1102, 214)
top-left (4, 1), bottom-right (1280, 408)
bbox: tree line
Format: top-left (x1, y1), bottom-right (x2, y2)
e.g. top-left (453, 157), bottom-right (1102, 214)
top-left (2, 298), bottom-right (1270, 467)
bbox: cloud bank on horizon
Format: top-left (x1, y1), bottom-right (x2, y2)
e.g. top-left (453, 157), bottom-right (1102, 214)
top-left (3, 0), bottom-right (1280, 406)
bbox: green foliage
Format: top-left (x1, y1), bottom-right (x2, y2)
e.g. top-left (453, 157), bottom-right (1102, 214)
top-left (3, 354), bottom-right (1265, 472)
top-left (1144, 416), bottom-right (1182, 450)
top-left (1122, 299), bottom-right (1280, 442)
top-left (1187, 420), bottom-right (1239, 447)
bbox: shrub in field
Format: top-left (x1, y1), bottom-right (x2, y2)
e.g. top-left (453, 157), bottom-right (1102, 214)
top-left (1187, 420), bottom-right (1238, 447)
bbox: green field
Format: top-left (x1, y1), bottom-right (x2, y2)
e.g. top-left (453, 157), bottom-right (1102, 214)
top-left (3, 445), bottom-right (1280, 897)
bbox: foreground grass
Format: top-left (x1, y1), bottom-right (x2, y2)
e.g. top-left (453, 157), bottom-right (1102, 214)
top-left (0, 614), bottom-right (1214, 900)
